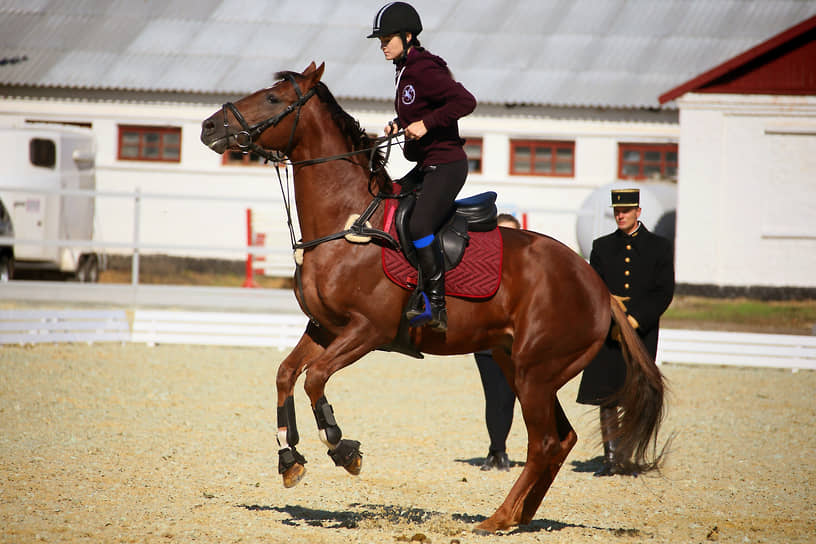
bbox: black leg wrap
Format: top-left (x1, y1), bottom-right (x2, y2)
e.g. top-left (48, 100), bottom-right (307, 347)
top-left (278, 446), bottom-right (307, 474)
top-left (277, 396), bottom-right (299, 447)
top-left (328, 439), bottom-right (362, 468)
top-left (313, 396), bottom-right (343, 446)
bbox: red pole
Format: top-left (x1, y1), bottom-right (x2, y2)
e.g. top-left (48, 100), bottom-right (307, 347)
top-left (242, 208), bottom-right (259, 288)
top-left (522, 212), bottom-right (529, 230)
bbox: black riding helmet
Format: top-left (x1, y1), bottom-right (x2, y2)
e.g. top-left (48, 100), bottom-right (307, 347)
top-left (368, 2), bottom-right (422, 63)
top-left (367, 2), bottom-right (422, 39)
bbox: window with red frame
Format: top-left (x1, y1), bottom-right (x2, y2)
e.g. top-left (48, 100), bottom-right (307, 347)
top-left (619, 143), bottom-right (678, 180)
top-left (118, 125), bottom-right (181, 162)
top-left (464, 138), bottom-right (482, 174)
top-left (510, 140), bottom-right (574, 176)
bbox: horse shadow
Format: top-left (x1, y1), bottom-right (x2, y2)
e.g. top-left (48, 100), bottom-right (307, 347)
top-left (237, 502), bottom-right (451, 529)
top-left (454, 456), bottom-right (526, 469)
top-left (236, 501), bottom-right (641, 537)
top-left (570, 455), bottom-right (607, 473)
top-left (457, 455), bottom-right (609, 473)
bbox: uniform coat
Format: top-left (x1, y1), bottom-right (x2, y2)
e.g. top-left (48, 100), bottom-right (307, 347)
top-left (577, 223), bottom-right (675, 405)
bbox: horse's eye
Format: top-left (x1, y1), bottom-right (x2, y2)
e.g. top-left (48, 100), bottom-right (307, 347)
top-left (267, 94), bottom-right (280, 104)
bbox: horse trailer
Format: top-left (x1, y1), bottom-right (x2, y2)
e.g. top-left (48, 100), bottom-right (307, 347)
top-left (0, 124), bottom-right (105, 282)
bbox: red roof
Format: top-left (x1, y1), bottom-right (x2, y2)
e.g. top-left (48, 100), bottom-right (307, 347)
top-left (659, 14), bottom-right (816, 104)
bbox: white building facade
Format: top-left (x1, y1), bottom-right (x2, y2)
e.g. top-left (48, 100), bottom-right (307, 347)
top-left (675, 93), bottom-right (816, 290)
top-left (0, 95), bottom-right (677, 275)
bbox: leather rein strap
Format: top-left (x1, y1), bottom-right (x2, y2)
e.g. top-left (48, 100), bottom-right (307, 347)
top-left (220, 75), bottom-right (407, 327)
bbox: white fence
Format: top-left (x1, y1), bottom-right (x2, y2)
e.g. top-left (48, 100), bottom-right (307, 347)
top-left (131, 310), bottom-right (305, 348)
top-left (0, 184), bottom-right (598, 284)
top-left (0, 309), bottom-right (131, 344)
top-left (0, 308), bottom-right (306, 350)
top-left (1, 308), bottom-right (814, 370)
top-left (657, 329), bottom-right (816, 370)
top-left (0, 185), bottom-right (296, 282)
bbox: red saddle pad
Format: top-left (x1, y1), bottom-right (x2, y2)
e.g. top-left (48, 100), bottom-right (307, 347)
top-left (381, 199), bottom-right (502, 299)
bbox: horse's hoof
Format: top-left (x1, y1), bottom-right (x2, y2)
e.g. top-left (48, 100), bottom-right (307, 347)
top-left (282, 463), bottom-right (306, 488)
top-left (474, 515), bottom-right (513, 534)
top-left (343, 454), bottom-right (362, 475)
top-left (328, 439), bottom-right (363, 475)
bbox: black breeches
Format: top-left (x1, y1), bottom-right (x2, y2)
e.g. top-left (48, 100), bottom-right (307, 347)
top-left (407, 159), bottom-right (468, 241)
top-left (475, 351), bottom-right (516, 453)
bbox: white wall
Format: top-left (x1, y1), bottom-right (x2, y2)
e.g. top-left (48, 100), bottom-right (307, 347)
top-left (1, 96), bottom-right (678, 270)
top-left (675, 93), bottom-right (816, 288)
top-left (458, 112), bottom-right (677, 251)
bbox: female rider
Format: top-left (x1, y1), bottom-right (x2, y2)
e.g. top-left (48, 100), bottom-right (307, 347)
top-left (368, 1), bottom-right (477, 332)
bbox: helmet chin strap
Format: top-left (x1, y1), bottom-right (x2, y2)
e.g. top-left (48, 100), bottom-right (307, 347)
top-left (394, 30), bottom-right (411, 64)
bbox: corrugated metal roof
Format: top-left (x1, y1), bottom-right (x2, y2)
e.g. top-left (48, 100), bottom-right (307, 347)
top-left (660, 14), bottom-right (816, 103)
top-left (1, 0), bottom-right (814, 108)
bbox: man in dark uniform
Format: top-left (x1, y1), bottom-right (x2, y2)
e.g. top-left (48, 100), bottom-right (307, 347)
top-left (577, 188), bottom-right (675, 476)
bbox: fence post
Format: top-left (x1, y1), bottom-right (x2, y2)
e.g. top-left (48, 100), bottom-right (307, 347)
top-left (132, 187), bottom-right (141, 286)
top-left (242, 208), bottom-right (258, 288)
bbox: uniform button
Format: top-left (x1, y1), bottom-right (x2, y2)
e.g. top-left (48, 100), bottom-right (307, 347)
top-left (625, 270), bottom-right (630, 276)
top-left (625, 257), bottom-right (631, 263)
top-left (624, 283), bottom-right (630, 289)
top-left (626, 244), bottom-right (632, 250)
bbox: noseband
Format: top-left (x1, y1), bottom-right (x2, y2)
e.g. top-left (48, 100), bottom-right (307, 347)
top-left (221, 73), bottom-right (317, 162)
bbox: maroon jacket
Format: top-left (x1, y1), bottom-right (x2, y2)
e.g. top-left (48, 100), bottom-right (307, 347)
top-left (394, 47), bottom-right (476, 167)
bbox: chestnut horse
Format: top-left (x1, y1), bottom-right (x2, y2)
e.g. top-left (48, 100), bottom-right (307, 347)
top-left (201, 62), bottom-right (666, 533)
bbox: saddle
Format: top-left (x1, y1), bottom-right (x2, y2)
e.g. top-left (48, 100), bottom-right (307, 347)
top-left (377, 184), bottom-right (503, 358)
top-left (382, 182), bottom-right (502, 299)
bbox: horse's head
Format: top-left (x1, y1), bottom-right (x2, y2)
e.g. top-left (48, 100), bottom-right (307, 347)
top-left (200, 62), bottom-right (325, 157)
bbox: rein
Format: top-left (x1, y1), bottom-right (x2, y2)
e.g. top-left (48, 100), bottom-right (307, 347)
top-left (271, 136), bottom-right (406, 255)
top-left (220, 75), bottom-right (408, 254)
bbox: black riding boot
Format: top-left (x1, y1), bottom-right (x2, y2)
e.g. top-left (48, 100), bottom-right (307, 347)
top-left (594, 405), bottom-right (623, 476)
top-left (406, 238), bottom-right (447, 332)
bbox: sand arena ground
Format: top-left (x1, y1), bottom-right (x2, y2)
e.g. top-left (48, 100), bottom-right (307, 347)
top-left (1, 344), bottom-right (813, 543)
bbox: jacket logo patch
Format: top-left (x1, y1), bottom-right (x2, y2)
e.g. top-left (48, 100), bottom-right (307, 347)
top-left (401, 84), bottom-right (416, 105)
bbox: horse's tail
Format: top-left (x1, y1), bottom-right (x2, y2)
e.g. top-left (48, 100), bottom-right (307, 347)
top-left (608, 294), bottom-right (669, 474)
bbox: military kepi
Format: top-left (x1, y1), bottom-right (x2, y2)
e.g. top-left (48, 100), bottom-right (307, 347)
top-left (611, 188), bottom-right (639, 207)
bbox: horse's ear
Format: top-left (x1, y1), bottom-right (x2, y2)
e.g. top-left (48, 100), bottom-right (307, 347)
top-left (302, 62), bottom-right (325, 86)
top-left (313, 62), bottom-right (325, 81)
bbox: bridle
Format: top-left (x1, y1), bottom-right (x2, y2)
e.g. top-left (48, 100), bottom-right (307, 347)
top-left (220, 72), bottom-right (316, 163)
top-left (220, 73), bottom-right (404, 170)
top-left (219, 72), bottom-right (406, 247)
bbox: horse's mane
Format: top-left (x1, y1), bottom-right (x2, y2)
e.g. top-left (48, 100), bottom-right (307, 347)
top-left (276, 71), bottom-right (393, 194)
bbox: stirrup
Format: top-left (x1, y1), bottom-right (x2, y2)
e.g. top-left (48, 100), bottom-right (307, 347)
top-left (405, 291), bottom-right (432, 327)
top-left (430, 306), bottom-right (447, 332)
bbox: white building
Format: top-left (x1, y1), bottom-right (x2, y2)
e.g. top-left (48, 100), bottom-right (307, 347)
top-left (1, 1), bottom-right (814, 294)
top-left (660, 15), bottom-right (816, 295)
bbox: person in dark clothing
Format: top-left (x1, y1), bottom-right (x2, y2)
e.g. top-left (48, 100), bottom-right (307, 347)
top-left (577, 188), bottom-right (674, 476)
top-left (368, 1), bottom-right (477, 332)
top-left (476, 213), bottom-right (521, 471)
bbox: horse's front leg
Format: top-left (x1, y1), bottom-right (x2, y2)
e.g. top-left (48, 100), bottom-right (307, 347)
top-left (303, 315), bottom-right (386, 476)
top-left (276, 325), bottom-right (325, 488)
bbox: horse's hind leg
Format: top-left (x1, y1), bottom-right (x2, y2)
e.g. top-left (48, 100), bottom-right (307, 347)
top-left (518, 398), bottom-right (576, 524)
top-left (475, 339), bottom-right (595, 533)
top-left (276, 327), bottom-right (325, 488)
top-left (475, 390), bottom-right (575, 533)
